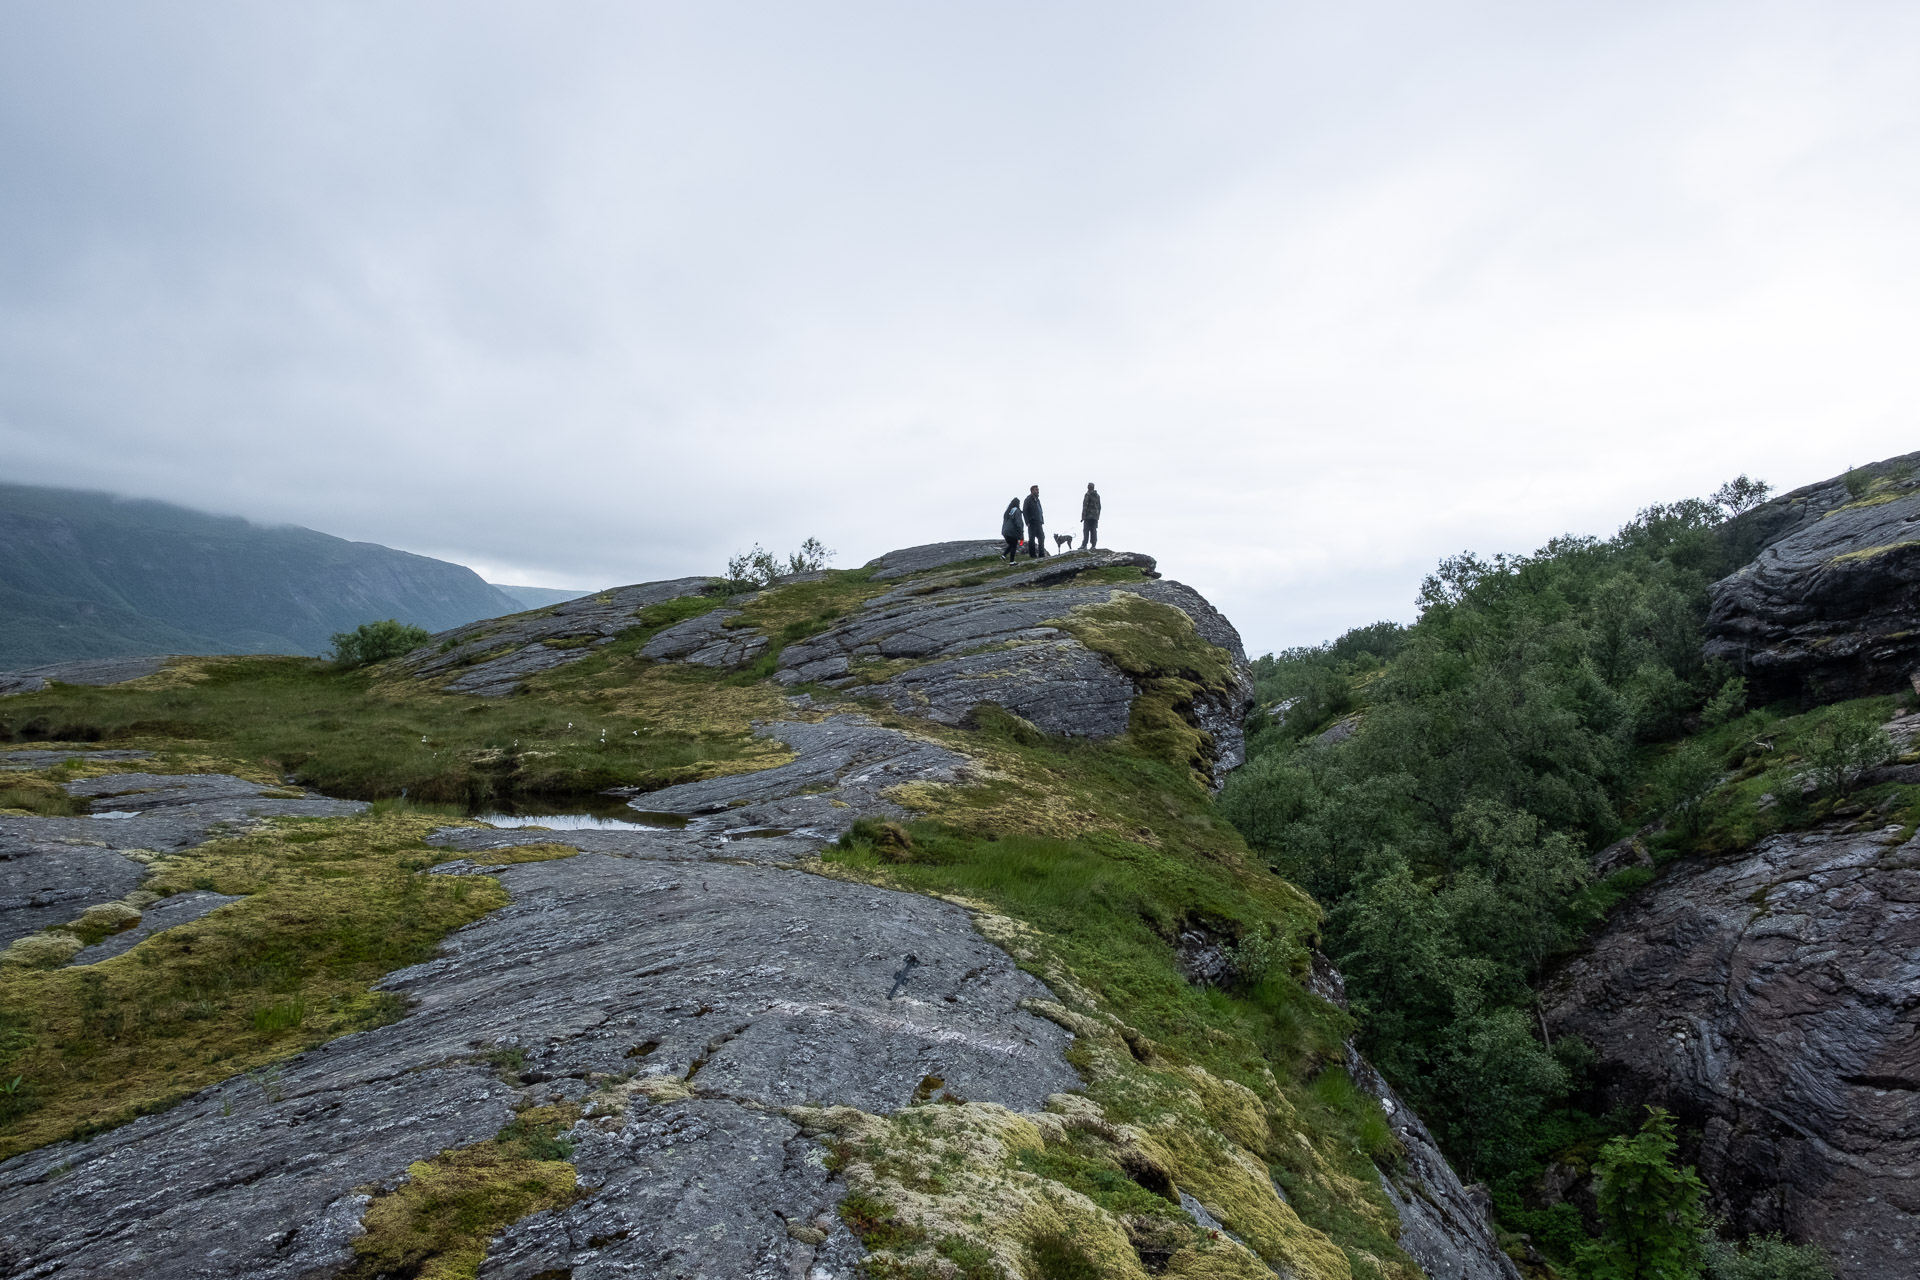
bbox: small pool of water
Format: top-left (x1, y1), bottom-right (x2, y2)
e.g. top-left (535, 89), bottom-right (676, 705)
top-left (473, 811), bottom-right (687, 832)
top-left (466, 794), bottom-right (688, 831)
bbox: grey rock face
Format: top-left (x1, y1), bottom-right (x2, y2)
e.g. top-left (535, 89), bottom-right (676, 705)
top-left (477, 1098), bottom-right (864, 1280)
top-left (0, 846), bottom-right (1077, 1280)
top-left (1541, 823), bottom-right (1920, 1279)
top-left (0, 829), bottom-right (147, 947)
top-left (638, 608), bottom-right (769, 668)
top-left (0, 657), bottom-right (170, 696)
top-left (398, 576), bottom-right (723, 696)
top-left (865, 540), bottom-right (1006, 580)
top-left (771, 550), bottom-right (1251, 785)
top-left (1706, 455), bottom-right (1920, 703)
top-left (625, 714), bottom-right (974, 838)
top-left (1308, 961), bottom-right (1521, 1280)
top-left (1, 774), bottom-right (363, 948)
top-left (1350, 1049), bottom-right (1521, 1280)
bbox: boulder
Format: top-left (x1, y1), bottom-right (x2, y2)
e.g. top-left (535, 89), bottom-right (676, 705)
top-left (1706, 454), bottom-right (1920, 704)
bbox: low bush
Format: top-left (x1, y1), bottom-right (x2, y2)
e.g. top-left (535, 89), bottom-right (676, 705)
top-left (328, 619), bottom-right (431, 668)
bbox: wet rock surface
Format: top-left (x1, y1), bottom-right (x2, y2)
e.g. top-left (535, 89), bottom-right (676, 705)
top-left (1707, 454), bottom-right (1920, 703)
top-left (1541, 823), bottom-right (1920, 1279)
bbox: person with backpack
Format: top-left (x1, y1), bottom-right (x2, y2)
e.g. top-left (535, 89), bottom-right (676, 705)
top-left (1081, 483), bottom-right (1101, 549)
top-left (1000, 498), bottom-right (1024, 562)
top-left (1022, 486), bottom-right (1046, 558)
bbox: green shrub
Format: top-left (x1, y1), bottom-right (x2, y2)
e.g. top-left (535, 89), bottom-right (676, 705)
top-left (1577, 1108), bottom-right (1707, 1280)
top-left (1799, 706), bottom-right (1892, 799)
top-left (328, 619), bottom-right (432, 668)
top-left (1703, 1232), bottom-right (1834, 1280)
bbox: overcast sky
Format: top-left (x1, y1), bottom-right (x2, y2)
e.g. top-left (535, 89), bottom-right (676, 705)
top-left (4, 3), bottom-right (1917, 653)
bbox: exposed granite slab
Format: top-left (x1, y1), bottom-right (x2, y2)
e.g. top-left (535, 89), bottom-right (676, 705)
top-left (1350, 1049), bottom-right (1521, 1280)
top-left (398, 576), bottom-right (724, 696)
top-left (627, 714), bottom-right (972, 837)
top-left (639, 608), bottom-right (770, 668)
top-left (477, 1098), bottom-right (865, 1280)
top-left (0, 848), bottom-right (1078, 1280)
top-left (1541, 823), bottom-right (1920, 1279)
top-left (774, 560), bottom-right (1253, 782)
top-left (0, 656), bottom-right (171, 697)
top-left (865, 540), bottom-right (1006, 580)
top-left (0, 829), bottom-right (148, 947)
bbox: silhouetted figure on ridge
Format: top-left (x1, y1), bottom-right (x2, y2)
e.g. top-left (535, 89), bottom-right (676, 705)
top-left (1081, 483), bottom-right (1101, 549)
top-left (1022, 486), bottom-right (1046, 558)
top-left (1000, 499), bottom-right (1023, 562)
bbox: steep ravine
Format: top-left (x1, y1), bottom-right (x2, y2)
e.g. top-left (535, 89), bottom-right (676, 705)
top-left (0, 543), bottom-right (1515, 1279)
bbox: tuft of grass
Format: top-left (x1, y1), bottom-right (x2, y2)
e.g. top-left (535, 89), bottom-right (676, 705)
top-left (345, 1102), bottom-right (582, 1280)
top-left (0, 813), bottom-right (571, 1159)
top-left (0, 774), bottom-right (89, 816)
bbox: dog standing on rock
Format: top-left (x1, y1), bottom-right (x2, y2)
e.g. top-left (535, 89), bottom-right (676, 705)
top-left (1053, 534), bottom-right (1074, 552)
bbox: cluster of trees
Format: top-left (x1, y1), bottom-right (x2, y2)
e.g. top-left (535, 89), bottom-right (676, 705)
top-left (1223, 486), bottom-right (1763, 1174)
top-left (1217, 477), bottom-right (1861, 1274)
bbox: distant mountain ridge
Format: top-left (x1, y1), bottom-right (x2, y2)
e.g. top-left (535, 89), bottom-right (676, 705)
top-left (0, 484), bottom-right (519, 667)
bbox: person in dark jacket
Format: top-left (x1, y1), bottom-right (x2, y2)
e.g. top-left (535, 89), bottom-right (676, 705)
top-left (1081, 483), bottom-right (1101, 549)
top-left (1022, 486), bottom-right (1046, 558)
top-left (1000, 499), bottom-right (1023, 562)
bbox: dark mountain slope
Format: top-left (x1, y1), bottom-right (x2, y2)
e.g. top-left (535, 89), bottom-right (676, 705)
top-left (0, 484), bottom-right (518, 666)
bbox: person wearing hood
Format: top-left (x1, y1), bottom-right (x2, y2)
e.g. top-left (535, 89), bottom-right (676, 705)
top-left (1000, 498), bottom-right (1024, 562)
top-left (1081, 483), bottom-right (1101, 549)
top-left (1022, 486), bottom-right (1046, 558)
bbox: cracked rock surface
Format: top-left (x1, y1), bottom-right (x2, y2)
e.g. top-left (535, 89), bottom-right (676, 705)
top-left (1541, 823), bottom-right (1920, 1279)
top-left (773, 550), bottom-right (1253, 784)
top-left (0, 843), bottom-right (1077, 1280)
top-left (1706, 454), bottom-right (1920, 703)
top-left (1, 774), bottom-right (363, 947)
top-left (397, 576), bottom-right (723, 696)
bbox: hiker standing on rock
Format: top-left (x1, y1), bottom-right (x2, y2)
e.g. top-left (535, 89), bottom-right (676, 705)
top-left (1081, 483), bottom-right (1101, 549)
top-left (1022, 486), bottom-right (1046, 558)
top-left (1000, 499), bottom-right (1024, 562)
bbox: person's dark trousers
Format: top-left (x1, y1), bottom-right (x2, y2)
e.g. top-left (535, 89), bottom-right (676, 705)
top-left (1003, 534), bottom-right (1020, 561)
top-left (1083, 522), bottom-right (1097, 549)
top-left (1027, 526), bottom-right (1046, 557)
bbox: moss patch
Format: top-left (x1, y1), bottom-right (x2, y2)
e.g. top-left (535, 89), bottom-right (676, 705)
top-left (0, 813), bottom-right (569, 1159)
top-left (346, 1102), bottom-right (583, 1280)
top-left (1827, 538), bottom-right (1920, 566)
top-left (1049, 592), bottom-right (1239, 779)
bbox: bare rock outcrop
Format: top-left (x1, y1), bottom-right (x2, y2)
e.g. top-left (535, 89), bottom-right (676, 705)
top-left (1706, 453), bottom-right (1920, 704)
top-left (395, 576), bottom-right (724, 696)
top-left (1540, 822), bottom-right (1920, 1278)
